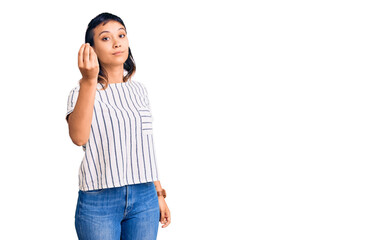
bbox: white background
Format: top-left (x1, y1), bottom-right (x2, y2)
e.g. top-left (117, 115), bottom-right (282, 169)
top-left (0, 0), bottom-right (375, 239)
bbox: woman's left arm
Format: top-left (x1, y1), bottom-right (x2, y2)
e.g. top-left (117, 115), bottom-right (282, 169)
top-left (154, 181), bottom-right (171, 228)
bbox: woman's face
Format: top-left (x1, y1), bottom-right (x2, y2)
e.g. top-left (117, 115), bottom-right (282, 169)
top-left (92, 20), bottom-right (129, 67)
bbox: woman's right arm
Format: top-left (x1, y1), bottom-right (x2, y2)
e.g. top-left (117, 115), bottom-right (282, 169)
top-left (67, 43), bottom-right (99, 146)
top-left (67, 81), bottom-right (97, 146)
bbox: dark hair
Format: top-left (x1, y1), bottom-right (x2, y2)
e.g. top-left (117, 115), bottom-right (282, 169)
top-left (85, 12), bottom-right (136, 90)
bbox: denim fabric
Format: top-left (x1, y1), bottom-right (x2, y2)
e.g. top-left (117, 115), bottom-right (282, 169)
top-left (75, 182), bottom-right (160, 240)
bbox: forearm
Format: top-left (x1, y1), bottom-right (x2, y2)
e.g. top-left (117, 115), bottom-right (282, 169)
top-left (67, 80), bottom-right (97, 146)
top-left (153, 180), bottom-right (163, 191)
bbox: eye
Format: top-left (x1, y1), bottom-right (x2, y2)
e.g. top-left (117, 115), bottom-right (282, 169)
top-left (102, 37), bottom-right (109, 41)
top-left (119, 34), bottom-right (125, 38)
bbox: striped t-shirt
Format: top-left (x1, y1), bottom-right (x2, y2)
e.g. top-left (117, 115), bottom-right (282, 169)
top-left (66, 79), bottom-right (160, 191)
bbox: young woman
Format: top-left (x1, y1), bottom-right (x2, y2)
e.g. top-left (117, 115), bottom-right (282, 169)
top-left (65, 12), bottom-right (171, 240)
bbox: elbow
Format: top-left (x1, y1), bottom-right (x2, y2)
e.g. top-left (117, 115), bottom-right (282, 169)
top-left (67, 117), bottom-right (89, 146)
top-left (69, 133), bottom-right (88, 147)
top-left (72, 137), bottom-right (88, 147)
top-left (73, 140), bottom-right (86, 147)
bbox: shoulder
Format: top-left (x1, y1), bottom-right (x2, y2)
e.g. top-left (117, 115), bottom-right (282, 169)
top-left (66, 85), bottom-right (81, 102)
top-left (131, 80), bottom-right (148, 92)
top-left (69, 85), bottom-right (80, 94)
top-left (131, 79), bottom-right (145, 87)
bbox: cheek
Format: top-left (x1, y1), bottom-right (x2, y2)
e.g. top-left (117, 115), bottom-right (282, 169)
top-left (123, 38), bottom-right (129, 47)
top-left (96, 46), bottom-right (110, 61)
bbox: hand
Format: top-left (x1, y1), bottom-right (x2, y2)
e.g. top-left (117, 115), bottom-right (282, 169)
top-left (78, 43), bottom-right (99, 84)
top-left (158, 197), bottom-right (171, 228)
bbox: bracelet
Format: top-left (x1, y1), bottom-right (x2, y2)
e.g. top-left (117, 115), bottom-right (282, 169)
top-left (157, 188), bottom-right (166, 198)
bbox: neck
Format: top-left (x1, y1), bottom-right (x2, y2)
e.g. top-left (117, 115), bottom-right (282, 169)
top-left (102, 64), bottom-right (124, 84)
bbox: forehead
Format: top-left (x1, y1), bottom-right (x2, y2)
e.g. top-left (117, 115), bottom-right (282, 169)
top-left (94, 21), bottom-right (125, 35)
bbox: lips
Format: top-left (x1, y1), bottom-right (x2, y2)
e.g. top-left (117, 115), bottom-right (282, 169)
top-left (113, 51), bottom-right (124, 55)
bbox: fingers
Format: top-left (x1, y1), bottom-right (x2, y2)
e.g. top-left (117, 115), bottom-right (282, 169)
top-left (161, 209), bottom-right (171, 228)
top-left (78, 43), bottom-right (85, 68)
top-left (78, 43), bottom-right (99, 80)
top-left (160, 211), bottom-right (166, 224)
top-left (79, 43), bottom-right (98, 68)
top-left (89, 47), bottom-right (99, 66)
top-left (84, 43), bottom-right (90, 65)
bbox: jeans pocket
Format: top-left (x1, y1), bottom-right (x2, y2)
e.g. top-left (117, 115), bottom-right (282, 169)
top-left (81, 188), bottom-right (105, 194)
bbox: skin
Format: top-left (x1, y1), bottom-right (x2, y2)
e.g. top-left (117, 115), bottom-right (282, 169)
top-left (77, 20), bottom-right (171, 228)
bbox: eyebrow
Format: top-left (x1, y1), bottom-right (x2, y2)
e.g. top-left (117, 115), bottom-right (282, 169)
top-left (99, 28), bottom-right (126, 37)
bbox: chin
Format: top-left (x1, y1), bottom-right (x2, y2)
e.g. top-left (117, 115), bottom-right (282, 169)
top-left (107, 59), bottom-right (126, 66)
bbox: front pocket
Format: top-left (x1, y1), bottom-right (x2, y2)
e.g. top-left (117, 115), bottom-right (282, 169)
top-left (81, 188), bottom-right (106, 194)
top-left (137, 107), bottom-right (153, 134)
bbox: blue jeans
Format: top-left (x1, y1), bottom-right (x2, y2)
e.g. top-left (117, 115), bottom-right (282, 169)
top-left (75, 182), bottom-right (160, 240)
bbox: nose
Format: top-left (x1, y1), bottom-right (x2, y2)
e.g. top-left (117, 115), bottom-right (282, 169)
top-left (114, 40), bottom-right (121, 48)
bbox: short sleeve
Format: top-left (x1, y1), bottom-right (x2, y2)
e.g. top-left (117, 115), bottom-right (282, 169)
top-left (139, 82), bottom-right (150, 105)
top-left (66, 87), bottom-right (79, 122)
top-left (139, 82), bottom-right (153, 120)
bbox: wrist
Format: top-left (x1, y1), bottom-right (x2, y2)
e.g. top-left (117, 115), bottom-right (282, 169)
top-left (156, 188), bottom-right (167, 198)
top-left (80, 78), bottom-right (97, 87)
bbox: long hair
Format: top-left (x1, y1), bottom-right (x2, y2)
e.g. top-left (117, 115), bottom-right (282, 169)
top-left (84, 12), bottom-right (136, 90)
